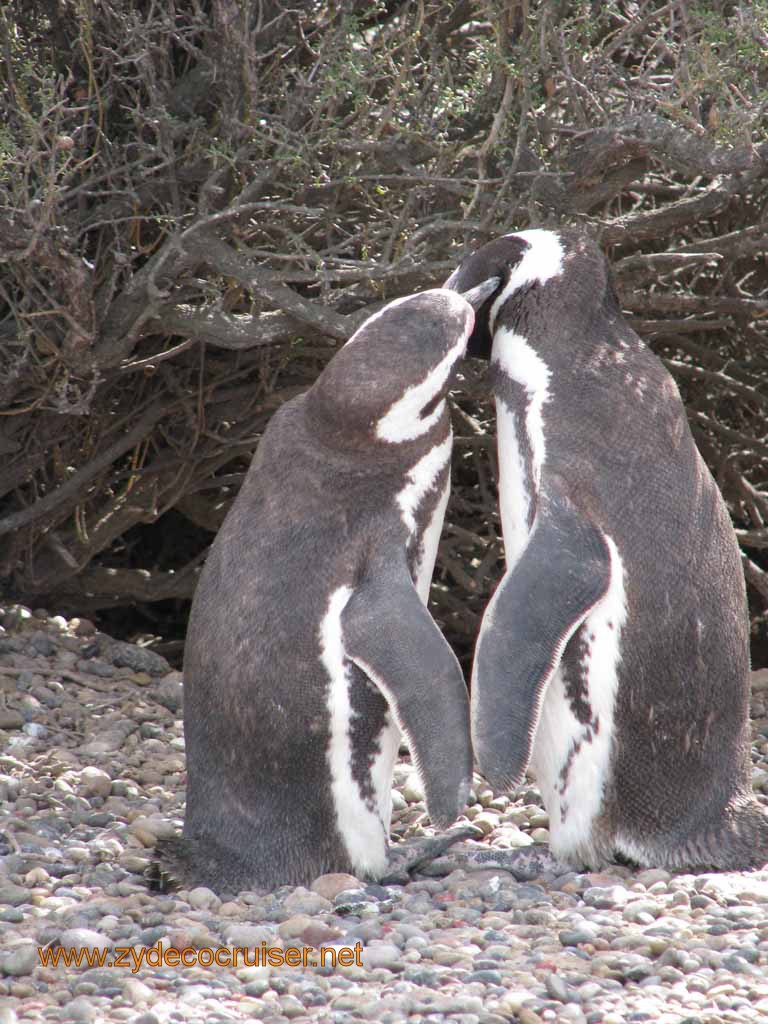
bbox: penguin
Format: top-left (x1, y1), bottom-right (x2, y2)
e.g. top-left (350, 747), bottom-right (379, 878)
top-left (156, 283), bottom-right (498, 893)
top-left (445, 229), bottom-right (768, 871)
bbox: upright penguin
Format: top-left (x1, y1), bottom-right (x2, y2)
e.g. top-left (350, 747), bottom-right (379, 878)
top-left (159, 285), bottom-right (497, 893)
top-left (446, 229), bottom-right (768, 871)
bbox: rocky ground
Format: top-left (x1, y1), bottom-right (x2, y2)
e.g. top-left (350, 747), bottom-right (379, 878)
top-left (0, 605), bottom-right (767, 1024)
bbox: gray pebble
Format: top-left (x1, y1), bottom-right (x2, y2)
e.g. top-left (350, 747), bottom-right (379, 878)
top-left (58, 928), bottom-right (112, 952)
top-left (583, 884), bottom-right (630, 909)
top-left (61, 997), bottom-right (99, 1022)
top-left (468, 968), bottom-right (503, 985)
top-left (545, 972), bottom-right (574, 1002)
top-left (23, 722), bottom-right (47, 739)
top-left (0, 885), bottom-right (29, 908)
top-left (283, 888), bottom-right (332, 915)
top-left (623, 900), bottom-right (661, 922)
top-left (225, 924), bottom-right (276, 947)
top-left (77, 658), bottom-right (115, 678)
top-left (0, 709), bottom-right (24, 730)
top-left (0, 775), bottom-right (20, 801)
top-left (559, 925), bottom-right (598, 946)
top-left (79, 767), bottom-right (112, 798)
top-left (1, 943), bottom-right (38, 976)
top-left (152, 673), bottom-right (183, 714)
top-left (625, 962), bottom-right (655, 982)
top-left (1, 605), bottom-right (767, 1024)
top-left (121, 978), bottom-right (153, 1005)
top-left (29, 632), bottom-right (57, 657)
top-left (108, 641), bottom-right (170, 676)
top-left (360, 943), bottom-right (402, 971)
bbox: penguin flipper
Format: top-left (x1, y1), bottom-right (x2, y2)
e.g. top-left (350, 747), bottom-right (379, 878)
top-left (472, 485), bottom-right (611, 792)
top-left (341, 571), bottom-right (472, 828)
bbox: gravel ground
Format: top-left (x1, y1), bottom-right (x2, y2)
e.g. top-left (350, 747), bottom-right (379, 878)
top-left (1, 604), bottom-right (767, 1024)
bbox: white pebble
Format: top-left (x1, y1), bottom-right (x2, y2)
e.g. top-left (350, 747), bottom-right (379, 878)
top-left (78, 766), bottom-right (112, 798)
top-left (187, 886), bottom-right (221, 910)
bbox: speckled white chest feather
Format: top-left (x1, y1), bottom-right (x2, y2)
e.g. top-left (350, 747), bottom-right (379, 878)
top-left (531, 536), bottom-right (627, 861)
top-left (492, 331), bottom-right (551, 570)
top-left (319, 586), bottom-right (394, 875)
top-left (395, 432), bottom-right (452, 601)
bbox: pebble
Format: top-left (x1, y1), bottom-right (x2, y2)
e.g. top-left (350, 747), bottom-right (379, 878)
top-left (545, 972), bottom-right (574, 1002)
top-left (0, 603), bottom-right (765, 1024)
top-left (278, 914), bottom-right (313, 939)
top-left (225, 924), bottom-right (277, 947)
top-left (0, 710), bottom-right (24, 730)
top-left (0, 885), bottom-right (29, 908)
top-left (583, 884), bottom-right (631, 908)
top-left (78, 767), bottom-right (113, 798)
top-left (122, 979), bottom-right (153, 1005)
top-left (311, 873), bottom-right (363, 900)
top-left (360, 942), bottom-right (402, 970)
top-left (283, 887), bottom-right (332, 915)
top-left (0, 944), bottom-right (38, 977)
top-left (186, 886), bottom-right (221, 910)
top-left (108, 641), bottom-right (170, 676)
top-left (57, 928), bottom-right (112, 951)
top-left (61, 997), bottom-right (98, 1022)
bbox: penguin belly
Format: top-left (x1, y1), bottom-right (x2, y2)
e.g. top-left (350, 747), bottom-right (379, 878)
top-left (530, 535), bottom-right (627, 866)
top-left (320, 584), bottom-right (400, 878)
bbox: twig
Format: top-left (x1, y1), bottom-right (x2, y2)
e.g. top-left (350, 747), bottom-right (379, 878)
top-left (0, 403), bottom-right (167, 536)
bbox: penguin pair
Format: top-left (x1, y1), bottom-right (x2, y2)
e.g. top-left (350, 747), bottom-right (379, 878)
top-left (164, 230), bottom-right (765, 894)
top-left (158, 283), bottom-right (497, 893)
top-left (446, 229), bottom-right (767, 871)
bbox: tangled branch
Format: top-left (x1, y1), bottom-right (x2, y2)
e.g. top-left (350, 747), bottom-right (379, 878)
top-left (1, 0), bottom-right (766, 662)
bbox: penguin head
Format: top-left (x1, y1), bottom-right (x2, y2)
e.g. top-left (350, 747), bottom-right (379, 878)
top-left (306, 289), bottom-right (477, 447)
top-left (444, 233), bottom-right (532, 358)
top-left (445, 229), bottom-right (619, 359)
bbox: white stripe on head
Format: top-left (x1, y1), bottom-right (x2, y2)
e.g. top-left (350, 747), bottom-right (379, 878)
top-left (396, 433), bottom-right (453, 538)
top-left (376, 326), bottom-right (470, 444)
top-left (345, 294), bottom-right (415, 346)
top-left (489, 230), bottom-right (565, 333)
top-left (492, 328), bottom-right (551, 511)
top-left (319, 585), bottom-right (389, 876)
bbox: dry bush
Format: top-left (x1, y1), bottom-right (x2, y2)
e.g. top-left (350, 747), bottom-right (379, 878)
top-left (1, 1), bottom-right (766, 666)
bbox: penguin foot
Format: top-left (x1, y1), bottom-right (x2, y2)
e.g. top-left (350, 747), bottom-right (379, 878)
top-left (146, 835), bottom-right (257, 895)
top-left (378, 826), bottom-right (483, 884)
top-left (412, 841), bottom-right (573, 882)
top-left (146, 836), bottom-right (202, 894)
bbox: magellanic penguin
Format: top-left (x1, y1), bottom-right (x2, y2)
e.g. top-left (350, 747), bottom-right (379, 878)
top-left (445, 229), bottom-right (768, 872)
top-left (157, 284), bottom-right (498, 893)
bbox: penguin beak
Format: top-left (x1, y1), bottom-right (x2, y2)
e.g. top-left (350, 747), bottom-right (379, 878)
top-left (457, 277), bottom-right (501, 311)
